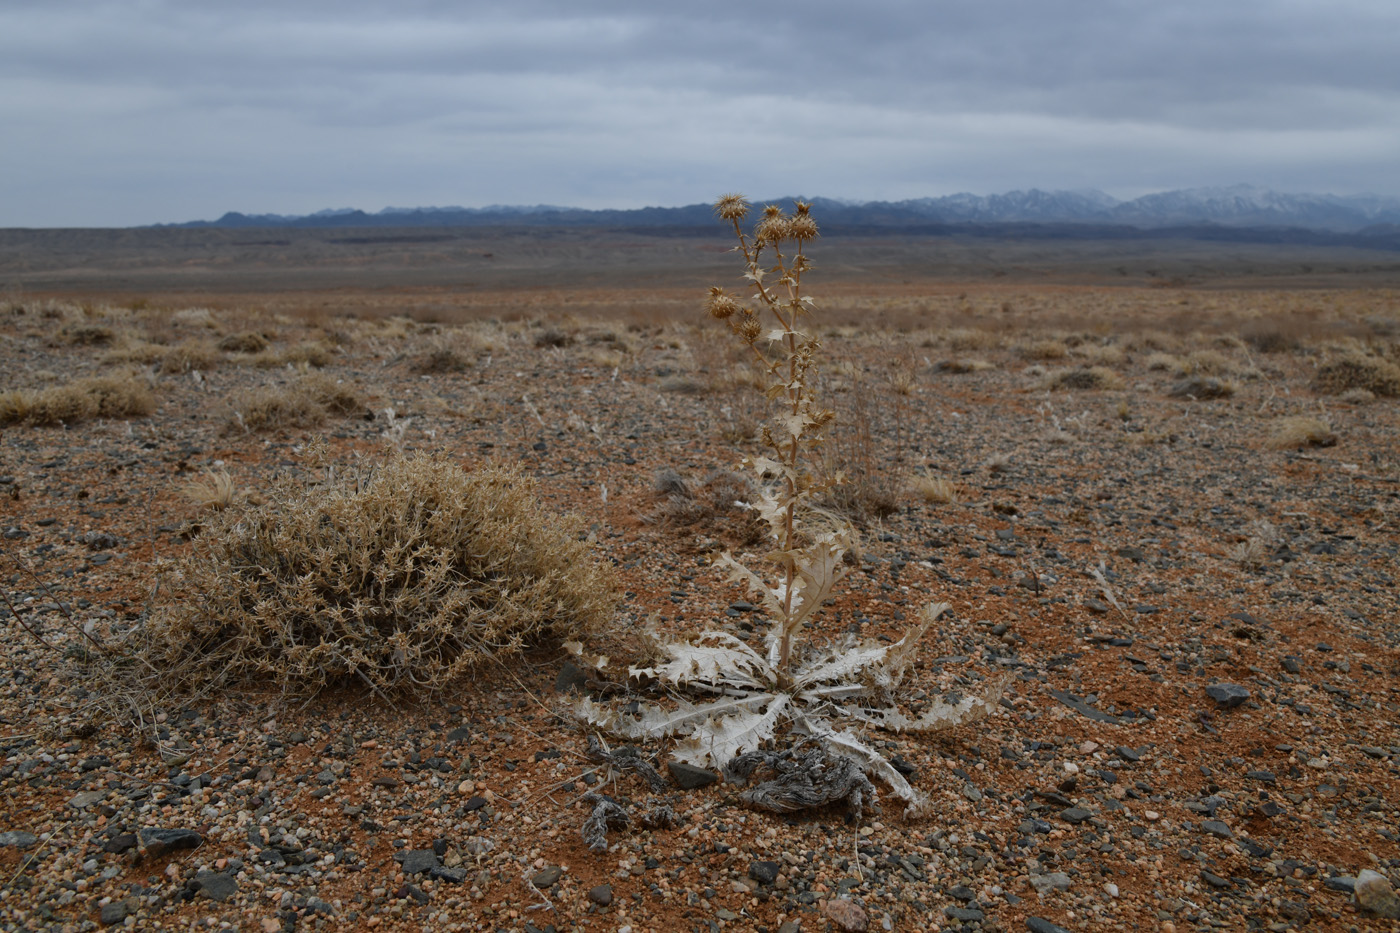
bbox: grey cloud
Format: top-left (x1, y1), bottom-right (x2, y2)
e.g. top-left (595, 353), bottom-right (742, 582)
top-left (1, 0), bottom-right (1397, 225)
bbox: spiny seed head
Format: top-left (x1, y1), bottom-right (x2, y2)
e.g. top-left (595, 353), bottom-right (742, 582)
top-left (788, 213), bottom-right (819, 240)
top-left (755, 211), bottom-right (791, 244)
top-left (705, 286), bottom-right (739, 320)
top-left (714, 193), bottom-right (750, 221)
top-left (737, 316), bottom-right (763, 343)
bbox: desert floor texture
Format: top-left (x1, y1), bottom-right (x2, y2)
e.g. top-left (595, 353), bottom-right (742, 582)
top-left (1, 228), bottom-right (1399, 933)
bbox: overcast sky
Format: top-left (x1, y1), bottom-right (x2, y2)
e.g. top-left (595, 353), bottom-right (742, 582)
top-left (4, 0), bottom-right (1398, 227)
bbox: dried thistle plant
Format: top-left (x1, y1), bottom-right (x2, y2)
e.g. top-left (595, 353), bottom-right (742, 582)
top-left (579, 195), bottom-right (1005, 817)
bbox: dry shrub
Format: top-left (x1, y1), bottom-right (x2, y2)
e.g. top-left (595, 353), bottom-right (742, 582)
top-left (1168, 376), bottom-right (1236, 400)
top-left (946, 327), bottom-right (1003, 352)
top-left (535, 328), bottom-right (576, 349)
top-left (1145, 352), bottom-right (1179, 372)
top-left (154, 340), bottom-right (221, 374)
top-left (1266, 416), bottom-right (1336, 450)
top-left (1177, 349), bottom-right (1235, 376)
top-left (228, 373), bottom-right (360, 433)
top-left (911, 474), bottom-right (959, 505)
top-left (55, 323), bottom-right (116, 346)
top-left (0, 373), bottom-right (155, 426)
top-left (218, 331), bottom-right (270, 354)
top-left (933, 358), bottom-right (995, 374)
top-left (1042, 367), bottom-right (1124, 391)
top-left (131, 455), bottom-right (618, 697)
top-left (413, 345), bottom-right (472, 374)
top-left (1019, 338), bottom-right (1068, 361)
top-left (180, 469), bottom-right (238, 512)
top-left (1313, 355), bottom-right (1400, 397)
top-left (248, 342), bottom-right (333, 369)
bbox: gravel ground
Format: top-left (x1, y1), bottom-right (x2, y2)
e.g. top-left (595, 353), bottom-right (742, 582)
top-left (2, 290), bottom-right (1399, 932)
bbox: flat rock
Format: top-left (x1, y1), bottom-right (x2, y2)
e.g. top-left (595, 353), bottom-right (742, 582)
top-left (1026, 919), bottom-right (1072, 933)
top-left (587, 883), bottom-right (613, 906)
top-left (668, 760), bottom-right (718, 790)
top-left (400, 849), bottom-right (438, 875)
top-left (1059, 806), bottom-right (1093, 824)
top-left (748, 860), bottom-right (780, 884)
top-left (99, 901), bottom-right (132, 925)
top-left (1355, 869), bottom-right (1400, 919)
top-left (824, 898), bottom-right (869, 932)
top-left (194, 870), bottom-right (238, 901)
top-left (532, 866), bottom-right (563, 888)
top-left (139, 828), bottom-right (202, 857)
top-left (1201, 819), bottom-right (1233, 838)
top-left (1030, 872), bottom-right (1072, 895)
top-left (69, 790), bottom-right (106, 809)
top-left (0, 831), bottom-right (38, 848)
top-left (1206, 683), bottom-right (1250, 708)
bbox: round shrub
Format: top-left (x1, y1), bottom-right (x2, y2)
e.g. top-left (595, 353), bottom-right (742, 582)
top-left (136, 454), bottom-right (617, 696)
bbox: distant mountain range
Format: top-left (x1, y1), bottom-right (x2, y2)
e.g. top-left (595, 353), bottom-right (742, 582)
top-left (170, 185), bottom-right (1400, 235)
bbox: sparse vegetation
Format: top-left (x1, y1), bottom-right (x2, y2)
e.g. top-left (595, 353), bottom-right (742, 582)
top-left (130, 454), bottom-right (618, 698)
top-left (1314, 354), bottom-right (1400, 397)
top-left (226, 372), bottom-right (361, 433)
top-left (1267, 414), bottom-right (1337, 449)
top-left (0, 372), bottom-right (155, 426)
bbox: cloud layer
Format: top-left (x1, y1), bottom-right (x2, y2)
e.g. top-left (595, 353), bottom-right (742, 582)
top-left (4, 0), bottom-right (1398, 226)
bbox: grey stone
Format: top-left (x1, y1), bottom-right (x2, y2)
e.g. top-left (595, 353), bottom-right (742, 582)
top-left (668, 760), bottom-right (718, 790)
top-left (194, 871), bottom-right (238, 902)
top-left (1355, 869), bottom-right (1400, 919)
top-left (69, 790), bottom-right (106, 809)
top-left (1206, 683), bottom-right (1250, 708)
top-left (99, 901), bottom-right (132, 925)
top-left (139, 828), bottom-right (202, 856)
top-left (400, 849), bottom-right (438, 875)
top-left (531, 866), bottom-right (563, 888)
top-left (1324, 876), bottom-right (1357, 893)
top-left (0, 831), bottom-right (38, 848)
top-left (1201, 820), bottom-right (1233, 838)
top-left (748, 860), bottom-right (780, 884)
top-left (1200, 870), bottom-right (1232, 889)
top-left (554, 661), bottom-right (590, 694)
top-left (445, 725), bottom-right (472, 743)
top-left (430, 866), bottom-right (467, 883)
top-left (777, 922), bottom-right (802, 933)
top-left (1026, 919), bottom-right (1072, 933)
top-left (1029, 872), bottom-right (1072, 895)
top-left (945, 907), bottom-right (985, 921)
top-left (1059, 806), bottom-right (1093, 824)
top-left (587, 883), bottom-right (613, 906)
top-left (1046, 688), bottom-right (1126, 724)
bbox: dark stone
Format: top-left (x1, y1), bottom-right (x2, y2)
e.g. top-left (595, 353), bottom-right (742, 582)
top-left (1046, 688), bottom-right (1125, 724)
top-left (430, 866), bottom-right (467, 883)
top-left (948, 885), bottom-right (976, 901)
top-left (1281, 656), bottom-right (1302, 674)
top-left (193, 871), bottom-right (238, 901)
top-left (554, 662), bottom-right (590, 694)
top-left (99, 901), bottom-right (132, 925)
top-left (463, 795), bottom-right (488, 811)
top-left (532, 866), bottom-right (563, 888)
top-left (0, 831), bottom-right (39, 848)
top-left (1324, 876), bottom-right (1357, 893)
top-left (1026, 919), bottom-right (1072, 933)
top-left (587, 883), bottom-right (614, 906)
top-left (748, 860), bottom-right (780, 884)
top-left (1060, 806), bottom-right (1093, 825)
top-left (668, 760), bottom-right (718, 790)
top-left (1114, 746), bottom-right (1141, 762)
top-left (1201, 820), bottom-right (1233, 839)
top-left (139, 828), bottom-right (202, 857)
top-left (1200, 870), bottom-right (1232, 889)
top-left (946, 907), bottom-right (985, 921)
top-left (400, 849), bottom-right (438, 875)
top-left (445, 725), bottom-right (472, 743)
top-left (1205, 683), bottom-right (1250, 708)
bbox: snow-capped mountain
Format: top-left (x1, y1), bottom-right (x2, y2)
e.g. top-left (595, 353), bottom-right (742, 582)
top-left (179, 186), bottom-right (1400, 233)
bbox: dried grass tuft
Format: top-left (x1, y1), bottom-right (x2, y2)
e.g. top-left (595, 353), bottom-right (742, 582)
top-left (1313, 355), bottom-right (1400, 397)
top-left (911, 474), bottom-right (960, 505)
top-left (1266, 415), bottom-right (1337, 450)
top-left (129, 454), bottom-right (618, 698)
top-left (0, 373), bottom-right (155, 426)
top-left (227, 373), bottom-right (361, 433)
top-left (1042, 367), bottom-right (1124, 391)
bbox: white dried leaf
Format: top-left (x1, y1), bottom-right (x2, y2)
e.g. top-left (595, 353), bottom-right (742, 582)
top-left (629, 631), bottom-right (775, 690)
top-left (672, 694), bottom-right (790, 768)
top-left (797, 715), bottom-right (926, 816)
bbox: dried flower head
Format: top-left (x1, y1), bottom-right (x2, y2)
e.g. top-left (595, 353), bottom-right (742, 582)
top-left (705, 286), bottom-right (739, 320)
top-left (788, 211), bottom-right (819, 241)
top-left (714, 193), bottom-right (750, 221)
top-left (755, 206), bottom-right (791, 244)
top-left (736, 315), bottom-right (763, 344)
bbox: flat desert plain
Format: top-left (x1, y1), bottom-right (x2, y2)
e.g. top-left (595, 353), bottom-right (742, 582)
top-left (1, 225), bottom-right (1398, 932)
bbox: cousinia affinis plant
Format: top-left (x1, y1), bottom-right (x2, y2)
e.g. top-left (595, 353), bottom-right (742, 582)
top-left (579, 195), bottom-right (1006, 817)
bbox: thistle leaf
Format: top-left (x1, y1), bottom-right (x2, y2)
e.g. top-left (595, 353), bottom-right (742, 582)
top-left (672, 693), bottom-right (790, 768)
top-left (577, 692), bottom-right (776, 742)
top-left (629, 630), bottom-right (775, 689)
top-left (838, 675), bottom-right (1010, 734)
top-left (796, 714), bottom-right (927, 817)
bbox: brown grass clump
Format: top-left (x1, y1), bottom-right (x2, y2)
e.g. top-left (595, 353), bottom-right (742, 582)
top-left (1168, 376), bottom-right (1236, 399)
top-left (180, 468), bottom-right (238, 512)
top-left (1313, 355), bottom-right (1400, 397)
top-left (1042, 366), bottom-right (1124, 391)
top-left (1266, 416), bottom-right (1337, 450)
top-left (55, 323), bottom-right (116, 346)
top-left (227, 373), bottom-right (361, 433)
top-left (217, 331), bottom-right (270, 354)
top-left (1019, 338), bottom-right (1069, 361)
top-left (130, 454), bottom-right (618, 697)
top-left (911, 474), bottom-right (959, 505)
top-left (0, 373), bottom-right (155, 426)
